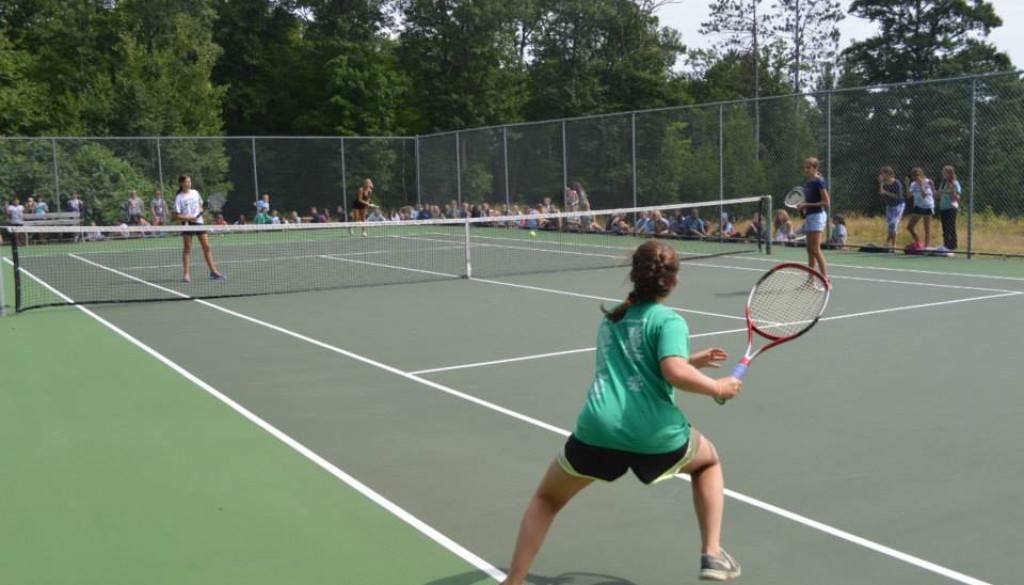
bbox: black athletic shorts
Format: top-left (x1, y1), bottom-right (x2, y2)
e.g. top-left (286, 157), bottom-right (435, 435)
top-left (557, 433), bottom-right (697, 485)
top-left (179, 220), bottom-right (203, 236)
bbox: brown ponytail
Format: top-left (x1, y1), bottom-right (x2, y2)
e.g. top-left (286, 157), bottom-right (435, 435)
top-left (602, 240), bottom-right (679, 322)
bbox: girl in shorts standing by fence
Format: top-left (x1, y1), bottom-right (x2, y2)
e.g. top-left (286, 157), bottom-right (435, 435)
top-left (906, 167), bottom-right (935, 248)
top-left (797, 157), bottom-right (831, 282)
top-left (878, 166), bottom-right (905, 250)
top-left (936, 165), bottom-right (961, 250)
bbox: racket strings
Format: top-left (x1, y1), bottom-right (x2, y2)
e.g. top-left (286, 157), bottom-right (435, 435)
top-left (784, 187), bottom-right (805, 207)
top-left (749, 269), bottom-right (828, 338)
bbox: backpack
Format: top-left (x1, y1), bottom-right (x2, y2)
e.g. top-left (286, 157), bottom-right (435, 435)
top-left (904, 241), bottom-right (926, 255)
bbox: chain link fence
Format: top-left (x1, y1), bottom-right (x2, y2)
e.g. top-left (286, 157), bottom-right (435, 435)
top-left (3, 72), bottom-right (1022, 255)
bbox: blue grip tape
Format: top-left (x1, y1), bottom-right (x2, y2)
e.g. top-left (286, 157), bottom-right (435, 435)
top-left (731, 361), bottom-right (749, 379)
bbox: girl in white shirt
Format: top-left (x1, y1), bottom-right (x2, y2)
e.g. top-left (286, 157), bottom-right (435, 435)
top-left (173, 174), bottom-right (223, 282)
top-left (906, 167), bottom-right (935, 247)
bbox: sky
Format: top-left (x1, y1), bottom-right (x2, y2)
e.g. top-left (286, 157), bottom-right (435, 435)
top-left (656, 0), bottom-right (1024, 71)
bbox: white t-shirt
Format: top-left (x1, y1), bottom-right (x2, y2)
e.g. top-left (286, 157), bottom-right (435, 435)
top-left (174, 189), bottom-right (204, 224)
top-left (6, 204), bottom-right (25, 224)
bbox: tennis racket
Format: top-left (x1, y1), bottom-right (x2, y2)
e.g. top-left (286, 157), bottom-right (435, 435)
top-left (716, 262), bottom-right (830, 404)
top-left (207, 192), bottom-right (227, 213)
top-left (783, 187), bottom-right (805, 209)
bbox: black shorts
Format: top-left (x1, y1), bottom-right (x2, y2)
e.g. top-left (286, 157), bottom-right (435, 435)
top-left (352, 200), bottom-right (369, 210)
top-left (912, 206), bottom-right (934, 216)
top-left (557, 433), bottom-right (697, 485)
top-left (179, 220), bottom-right (203, 236)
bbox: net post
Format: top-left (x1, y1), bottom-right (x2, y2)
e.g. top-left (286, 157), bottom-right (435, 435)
top-left (763, 195), bottom-right (773, 255)
top-left (464, 218), bottom-right (472, 279)
top-left (10, 229), bottom-right (21, 313)
top-left (0, 230), bottom-right (6, 317)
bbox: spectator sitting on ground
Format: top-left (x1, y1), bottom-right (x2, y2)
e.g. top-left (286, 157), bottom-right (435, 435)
top-left (713, 212), bottom-right (738, 239)
top-left (651, 210), bottom-right (671, 235)
top-left (634, 211), bottom-right (655, 236)
top-left (742, 212), bottom-right (766, 240)
top-left (579, 201), bottom-right (601, 232)
top-left (84, 221), bottom-right (104, 241)
top-left (538, 203), bottom-right (561, 231)
top-left (607, 213), bottom-right (631, 235)
top-left (773, 210), bottom-right (796, 242)
top-left (827, 215), bottom-right (847, 249)
top-left (675, 208), bottom-right (708, 239)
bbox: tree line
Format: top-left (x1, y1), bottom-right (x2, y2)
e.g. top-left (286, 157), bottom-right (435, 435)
top-left (1, 0), bottom-right (1013, 139)
top-left (2, 1), bottom-right (1022, 224)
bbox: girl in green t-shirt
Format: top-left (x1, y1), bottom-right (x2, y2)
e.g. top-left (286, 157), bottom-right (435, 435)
top-left (500, 240), bottom-right (744, 584)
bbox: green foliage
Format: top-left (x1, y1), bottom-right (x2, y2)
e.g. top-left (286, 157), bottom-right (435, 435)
top-left (841, 0), bottom-right (1011, 85)
top-left (525, 0), bottom-right (686, 120)
top-left (0, 35), bottom-right (48, 135)
top-left (397, 0), bottom-right (526, 133)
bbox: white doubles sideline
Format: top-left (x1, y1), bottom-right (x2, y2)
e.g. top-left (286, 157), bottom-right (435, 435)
top-left (11, 254), bottom-right (1013, 585)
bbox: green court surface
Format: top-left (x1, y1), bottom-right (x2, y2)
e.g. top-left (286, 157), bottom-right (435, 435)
top-left (2, 245), bottom-right (1022, 584)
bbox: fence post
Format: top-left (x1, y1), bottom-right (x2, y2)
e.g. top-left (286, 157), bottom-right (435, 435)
top-left (562, 120), bottom-right (568, 208)
top-left (968, 77), bottom-right (977, 259)
top-left (51, 139), bottom-right (61, 212)
top-left (156, 137), bottom-right (164, 189)
top-left (0, 248), bottom-right (6, 316)
top-left (455, 131), bottom-right (462, 205)
top-left (631, 113), bottom-right (638, 209)
top-left (251, 137), bottom-right (260, 202)
top-left (340, 137), bottom-right (348, 213)
top-left (502, 127), bottom-right (510, 212)
top-left (414, 136), bottom-right (421, 207)
top-left (826, 89), bottom-right (833, 242)
top-left (719, 105), bottom-right (724, 206)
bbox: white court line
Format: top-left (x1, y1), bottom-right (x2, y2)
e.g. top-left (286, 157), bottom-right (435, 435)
top-left (410, 283), bottom-right (1021, 376)
top-left (470, 277), bottom-right (747, 321)
top-left (51, 256), bottom-right (999, 585)
top-left (320, 254), bottom-right (463, 279)
top-left (409, 327), bottom-right (749, 376)
top-left (674, 247), bottom-right (1024, 284)
top-left (164, 300), bottom-right (1001, 585)
top-left (31, 257), bottom-right (507, 581)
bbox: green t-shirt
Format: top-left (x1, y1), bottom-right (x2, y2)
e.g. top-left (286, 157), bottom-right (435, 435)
top-left (574, 302), bottom-right (691, 454)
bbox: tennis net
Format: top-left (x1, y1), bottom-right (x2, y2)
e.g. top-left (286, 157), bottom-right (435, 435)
top-left (4, 197), bottom-right (770, 312)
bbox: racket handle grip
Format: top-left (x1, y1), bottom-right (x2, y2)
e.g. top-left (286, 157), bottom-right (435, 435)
top-left (714, 360), bottom-right (750, 405)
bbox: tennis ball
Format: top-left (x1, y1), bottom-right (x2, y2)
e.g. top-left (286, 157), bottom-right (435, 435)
top-left (530, 230), bottom-right (537, 238)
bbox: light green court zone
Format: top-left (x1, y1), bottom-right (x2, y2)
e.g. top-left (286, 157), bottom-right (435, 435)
top-left (0, 308), bottom-right (490, 585)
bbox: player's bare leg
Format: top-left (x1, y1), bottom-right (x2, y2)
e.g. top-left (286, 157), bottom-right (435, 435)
top-left (501, 459), bottom-right (593, 585)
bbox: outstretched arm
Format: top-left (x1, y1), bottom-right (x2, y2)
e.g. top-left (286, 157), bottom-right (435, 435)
top-left (661, 356), bottom-right (741, 401)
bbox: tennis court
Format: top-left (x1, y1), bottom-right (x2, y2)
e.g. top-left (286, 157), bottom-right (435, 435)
top-left (2, 228), bottom-right (1022, 585)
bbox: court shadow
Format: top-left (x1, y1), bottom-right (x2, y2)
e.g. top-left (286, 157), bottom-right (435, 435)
top-left (421, 570), bottom-right (637, 585)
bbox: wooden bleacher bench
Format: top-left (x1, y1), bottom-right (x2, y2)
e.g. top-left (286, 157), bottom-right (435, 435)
top-left (20, 211), bottom-right (82, 227)
top-left (18, 211), bottom-right (82, 244)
